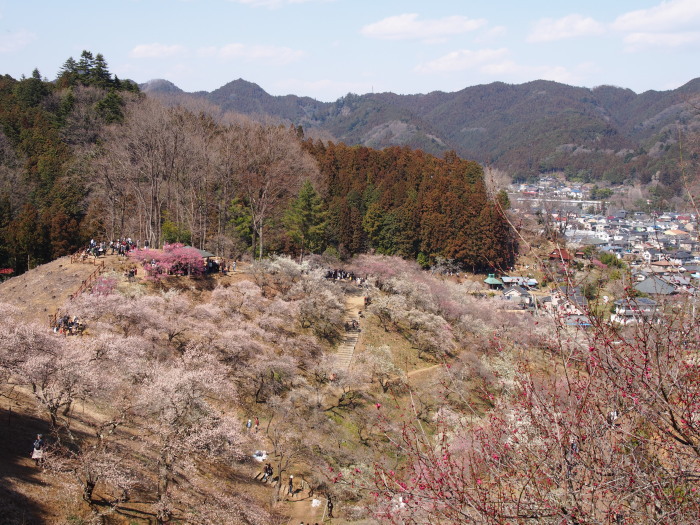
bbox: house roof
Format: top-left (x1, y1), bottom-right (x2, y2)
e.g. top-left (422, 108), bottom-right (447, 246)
top-left (555, 285), bottom-right (587, 306)
top-left (613, 297), bottom-right (657, 307)
top-left (651, 259), bottom-right (672, 265)
top-left (501, 276), bottom-right (538, 287)
top-left (484, 274), bottom-right (503, 285)
top-left (549, 248), bottom-right (573, 261)
top-left (184, 246), bottom-right (216, 258)
top-left (502, 285), bottom-right (529, 296)
top-left (634, 276), bottom-right (676, 295)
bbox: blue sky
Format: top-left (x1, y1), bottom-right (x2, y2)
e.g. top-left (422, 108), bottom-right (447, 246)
top-left (1, 0), bottom-right (698, 101)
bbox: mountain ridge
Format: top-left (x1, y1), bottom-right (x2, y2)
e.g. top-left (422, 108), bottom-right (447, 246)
top-left (141, 77), bottom-right (700, 184)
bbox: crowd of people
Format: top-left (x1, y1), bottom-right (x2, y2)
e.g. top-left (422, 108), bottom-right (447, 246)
top-left (53, 315), bottom-right (84, 335)
top-left (325, 268), bottom-right (356, 281)
top-left (324, 268), bottom-right (367, 287)
top-left (344, 319), bottom-right (360, 332)
top-left (77, 238), bottom-right (140, 260)
top-left (110, 238), bottom-right (139, 256)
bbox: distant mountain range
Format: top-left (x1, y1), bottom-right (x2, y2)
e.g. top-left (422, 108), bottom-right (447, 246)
top-left (141, 77), bottom-right (700, 185)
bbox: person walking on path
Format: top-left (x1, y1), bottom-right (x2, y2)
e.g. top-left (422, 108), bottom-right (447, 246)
top-left (254, 416), bottom-right (259, 433)
top-left (261, 463), bottom-right (273, 483)
top-left (31, 434), bottom-right (44, 466)
top-left (288, 475), bottom-right (295, 498)
top-left (327, 495), bottom-right (334, 518)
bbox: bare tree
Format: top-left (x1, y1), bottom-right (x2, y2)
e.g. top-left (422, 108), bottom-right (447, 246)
top-left (234, 124), bottom-right (320, 258)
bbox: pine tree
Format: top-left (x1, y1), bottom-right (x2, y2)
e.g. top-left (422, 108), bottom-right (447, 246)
top-left (56, 57), bottom-right (79, 87)
top-left (229, 197), bottom-right (254, 252)
top-left (13, 68), bottom-right (49, 108)
top-left (77, 51), bottom-right (94, 81)
top-left (91, 53), bottom-right (112, 88)
top-left (95, 90), bottom-right (124, 123)
top-left (284, 180), bottom-right (327, 262)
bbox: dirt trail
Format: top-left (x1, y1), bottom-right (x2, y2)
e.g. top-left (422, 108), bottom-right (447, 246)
top-left (407, 363), bottom-right (442, 377)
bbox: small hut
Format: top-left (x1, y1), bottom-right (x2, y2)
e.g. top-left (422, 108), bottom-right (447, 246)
top-left (484, 274), bottom-right (503, 290)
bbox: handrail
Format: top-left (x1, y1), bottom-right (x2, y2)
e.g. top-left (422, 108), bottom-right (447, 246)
top-left (68, 261), bottom-right (105, 301)
top-left (49, 259), bottom-right (106, 328)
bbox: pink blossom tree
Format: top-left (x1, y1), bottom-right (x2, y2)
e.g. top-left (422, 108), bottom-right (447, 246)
top-left (129, 243), bottom-right (206, 279)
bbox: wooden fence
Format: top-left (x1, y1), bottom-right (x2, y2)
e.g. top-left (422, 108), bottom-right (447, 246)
top-left (69, 261), bottom-right (106, 301)
top-left (49, 260), bottom-right (106, 327)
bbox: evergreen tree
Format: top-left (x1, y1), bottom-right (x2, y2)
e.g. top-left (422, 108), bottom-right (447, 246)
top-left (91, 53), bottom-right (112, 88)
top-left (56, 57), bottom-right (79, 87)
top-left (95, 90), bottom-right (124, 123)
top-left (56, 88), bottom-right (75, 126)
top-left (77, 51), bottom-right (94, 80)
top-left (13, 69), bottom-right (49, 108)
top-left (496, 189), bottom-right (511, 210)
top-left (229, 197), bottom-right (254, 252)
top-left (284, 180), bottom-right (327, 262)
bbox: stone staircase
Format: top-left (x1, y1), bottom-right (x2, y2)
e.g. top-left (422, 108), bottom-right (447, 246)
top-left (334, 293), bottom-right (364, 370)
top-left (335, 327), bottom-right (360, 370)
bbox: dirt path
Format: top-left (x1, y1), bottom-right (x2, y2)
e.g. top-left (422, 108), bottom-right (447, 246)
top-left (407, 363), bottom-right (443, 377)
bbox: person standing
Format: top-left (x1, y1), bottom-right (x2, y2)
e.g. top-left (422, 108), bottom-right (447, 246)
top-left (254, 416), bottom-right (259, 433)
top-left (288, 475), bottom-right (295, 498)
top-left (327, 495), bottom-right (334, 518)
top-left (246, 419), bottom-right (252, 431)
top-left (31, 434), bottom-right (44, 466)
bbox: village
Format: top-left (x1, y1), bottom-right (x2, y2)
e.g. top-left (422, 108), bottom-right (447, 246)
top-left (489, 203), bottom-right (699, 327)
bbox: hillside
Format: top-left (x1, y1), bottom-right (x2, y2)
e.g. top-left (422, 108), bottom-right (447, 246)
top-left (143, 77), bottom-right (700, 183)
top-left (2, 243), bottom-right (700, 523)
top-left (0, 253), bottom-right (465, 524)
top-left (0, 256), bottom-right (105, 324)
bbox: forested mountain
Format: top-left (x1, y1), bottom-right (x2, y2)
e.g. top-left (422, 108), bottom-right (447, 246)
top-left (143, 77), bottom-right (700, 188)
top-left (0, 53), bottom-right (514, 275)
top-left (0, 52), bottom-right (139, 274)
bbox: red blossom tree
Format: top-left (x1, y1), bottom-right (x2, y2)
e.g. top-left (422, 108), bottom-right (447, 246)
top-left (128, 243), bottom-right (206, 278)
top-left (368, 297), bottom-right (700, 524)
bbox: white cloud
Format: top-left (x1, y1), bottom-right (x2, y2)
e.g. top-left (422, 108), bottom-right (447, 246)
top-left (613, 0), bottom-right (700, 32)
top-left (622, 31), bottom-right (700, 51)
top-left (0, 29), bottom-right (36, 54)
top-left (415, 48), bottom-right (508, 74)
top-left (611, 0), bottom-right (700, 51)
top-left (527, 14), bottom-right (604, 42)
top-left (199, 43), bottom-right (304, 64)
top-left (361, 13), bottom-right (486, 41)
top-left (415, 47), bottom-right (588, 86)
top-left (130, 43), bottom-right (186, 58)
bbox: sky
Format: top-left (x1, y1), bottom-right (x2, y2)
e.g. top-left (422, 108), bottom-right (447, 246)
top-left (1, 0), bottom-right (699, 102)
